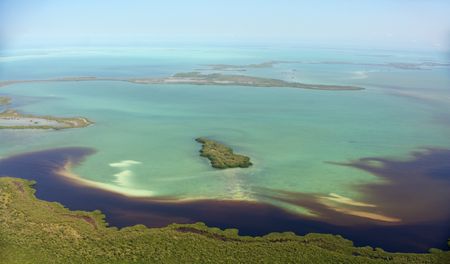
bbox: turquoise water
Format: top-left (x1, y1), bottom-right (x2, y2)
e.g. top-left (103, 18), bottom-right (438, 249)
top-left (1, 46), bottom-right (449, 213)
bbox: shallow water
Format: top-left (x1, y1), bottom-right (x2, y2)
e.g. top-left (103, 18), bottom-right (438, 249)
top-left (1, 147), bottom-right (448, 252)
top-left (0, 46), bottom-right (449, 251)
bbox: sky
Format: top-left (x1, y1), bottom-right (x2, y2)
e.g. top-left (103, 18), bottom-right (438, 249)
top-left (1, 0), bottom-right (449, 50)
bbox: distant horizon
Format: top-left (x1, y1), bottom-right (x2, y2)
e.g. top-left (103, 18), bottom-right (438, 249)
top-left (1, 0), bottom-right (450, 52)
top-left (2, 40), bottom-right (449, 55)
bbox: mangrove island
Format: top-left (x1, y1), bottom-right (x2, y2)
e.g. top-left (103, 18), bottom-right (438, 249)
top-left (196, 137), bottom-right (252, 169)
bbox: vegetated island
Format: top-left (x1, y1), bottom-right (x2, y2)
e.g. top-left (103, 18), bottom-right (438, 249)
top-left (133, 72), bottom-right (363, 91)
top-left (0, 109), bottom-right (93, 130)
top-left (1, 177), bottom-right (448, 264)
top-left (206, 60), bottom-right (450, 71)
top-left (206, 61), bottom-right (291, 70)
top-left (0, 96), bottom-right (11, 106)
top-left (0, 72), bottom-right (364, 91)
top-left (196, 137), bottom-right (252, 169)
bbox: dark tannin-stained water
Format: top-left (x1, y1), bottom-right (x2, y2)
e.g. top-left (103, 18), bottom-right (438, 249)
top-left (0, 147), bottom-right (449, 253)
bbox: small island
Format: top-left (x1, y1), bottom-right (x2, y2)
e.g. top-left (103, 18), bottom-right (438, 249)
top-left (0, 109), bottom-right (93, 130)
top-left (196, 137), bottom-right (252, 169)
top-left (205, 61), bottom-right (289, 70)
top-left (0, 96), bottom-right (11, 106)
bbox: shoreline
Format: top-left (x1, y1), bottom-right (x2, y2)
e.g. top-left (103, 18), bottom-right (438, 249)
top-left (0, 109), bottom-right (93, 130)
top-left (3, 176), bottom-right (447, 262)
top-left (196, 137), bottom-right (253, 169)
top-left (0, 72), bottom-right (364, 91)
top-left (0, 146), bottom-right (449, 252)
top-left (0, 96), bottom-right (11, 106)
top-left (56, 147), bottom-right (399, 224)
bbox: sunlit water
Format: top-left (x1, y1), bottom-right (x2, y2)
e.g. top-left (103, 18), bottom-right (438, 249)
top-left (1, 46), bottom-right (449, 212)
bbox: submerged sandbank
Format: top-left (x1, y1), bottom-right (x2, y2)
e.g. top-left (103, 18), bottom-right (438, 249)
top-left (0, 147), bottom-right (449, 252)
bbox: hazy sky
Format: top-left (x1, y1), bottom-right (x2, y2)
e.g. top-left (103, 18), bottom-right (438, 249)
top-left (1, 0), bottom-right (449, 50)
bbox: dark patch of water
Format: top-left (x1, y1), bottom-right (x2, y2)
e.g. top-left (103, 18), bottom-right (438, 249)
top-left (0, 147), bottom-right (449, 252)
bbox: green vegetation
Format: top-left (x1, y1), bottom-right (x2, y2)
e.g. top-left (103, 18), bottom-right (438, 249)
top-left (0, 177), bottom-right (448, 263)
top-left (207, 60), bottom-right (450, 71)
top-left (196, 137), bottom-right (252, 169)
top-left (0, 109), bottom-right (93, 130)
top-left (0, 72), bottom-right (364, 91)
top-left (0, 96), bottom-right (11, 106)
top-left (206, 61), bottom-right (288, 70)
top-left (170, 72), bottom-right (363, 90)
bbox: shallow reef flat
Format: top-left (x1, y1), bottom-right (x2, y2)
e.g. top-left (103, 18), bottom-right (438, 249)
top-left (1, 177), bottom-right (448, 264)
top-left (196, 137), bottom-right (252, 169)
top-left (0, 109), bottom-right (93, 130)
top-left (0, 72), bottom-right (364, 91)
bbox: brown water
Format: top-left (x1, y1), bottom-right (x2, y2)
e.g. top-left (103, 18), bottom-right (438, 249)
top-left (1, 147), bottom-right (449, 252)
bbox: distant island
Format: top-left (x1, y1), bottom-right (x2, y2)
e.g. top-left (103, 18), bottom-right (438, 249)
top-left (205, 60), bottom-right (450, 71)
top-left (0, 109), bottom-right (93, 130)
top-left (205, 61), bottom-right (290, 70)
top-left (0, 72), bottom-right (364, 91)
top-left (196, 137), bottom-right (252, 169)
top-left (164, 72), bottom-right (363, 90)
top-left (0, 96), bottom-right (11, 106)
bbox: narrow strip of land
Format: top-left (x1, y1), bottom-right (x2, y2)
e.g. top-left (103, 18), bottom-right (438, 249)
top-left (206, 60), bottom-right (450, 71)
top-left (0, 72), bottom-right (364, 91)
top-left (0, 109), bottom-right (93, 130)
